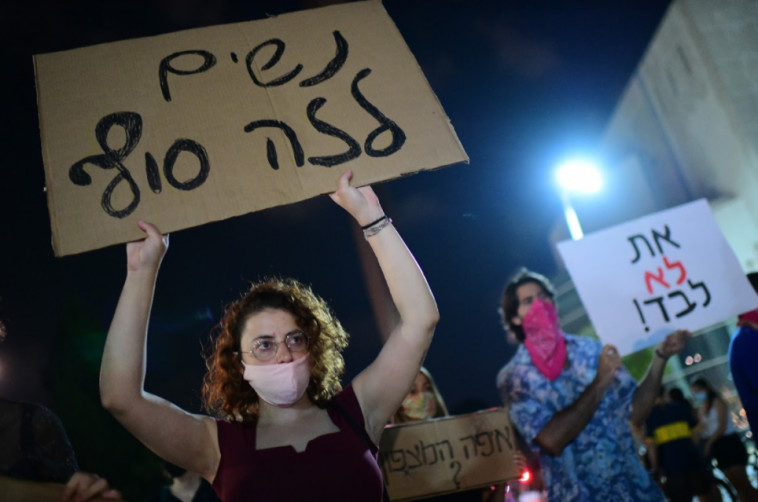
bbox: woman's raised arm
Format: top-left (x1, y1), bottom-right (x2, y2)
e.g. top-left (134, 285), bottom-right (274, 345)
top-left (99, 221), bottom-right (219, 482)
top-left (329, 171), bottom-right (439, 442)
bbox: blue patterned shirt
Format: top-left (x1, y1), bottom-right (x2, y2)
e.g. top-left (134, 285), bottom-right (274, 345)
top-left (497, 334), bottom-right (664, 502)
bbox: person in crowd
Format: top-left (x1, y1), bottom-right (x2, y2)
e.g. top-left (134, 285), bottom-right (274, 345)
top-left (729, 272), bottom-right (758, 436)
top-left (690, 377), bottom-right (758, 502)
top-left (645, 386), bottom-right (721, 502)
top-left (496, 268), bottom-right (691, 502)
top-left (148, 461), bottom-right (220, 502)
top-left (391, 366), bottom-right (448, 425)
top-left (667, 387), bottom-right (694, 412)
top-left (99, 171), bottom-right (439, 502)
top-left (0, 320), bottom-right (121, 502)
top-left (389, 367), bottom-right (522, 502)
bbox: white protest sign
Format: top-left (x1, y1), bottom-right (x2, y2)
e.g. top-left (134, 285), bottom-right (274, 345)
top-left (557, 199), bottom-right (758, 355)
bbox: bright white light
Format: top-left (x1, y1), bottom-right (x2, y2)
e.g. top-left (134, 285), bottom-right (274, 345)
top-left (555, 159), bottom-right (603, 194)
top-left (563, 204), bottom-right (584, 241)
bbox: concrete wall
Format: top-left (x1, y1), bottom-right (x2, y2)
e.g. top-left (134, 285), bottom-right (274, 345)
top-left (597, 0), bottom-right (758, 272)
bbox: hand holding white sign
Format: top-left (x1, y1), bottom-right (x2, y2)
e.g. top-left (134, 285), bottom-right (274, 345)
top-left (655, 328), bottom-right (692, 359)
top-left (596, 345), bottom-right (622, 389)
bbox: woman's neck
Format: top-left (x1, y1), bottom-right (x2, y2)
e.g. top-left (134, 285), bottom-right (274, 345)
top-left (256, 395), bottom-right (315, 425)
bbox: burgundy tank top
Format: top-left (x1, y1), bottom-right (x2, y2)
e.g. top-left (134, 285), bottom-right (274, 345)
top-left (212, 384), bottom-right (383, 502)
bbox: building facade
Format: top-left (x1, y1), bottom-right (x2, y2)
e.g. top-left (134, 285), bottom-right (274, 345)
top-left (551, 0), bottom-right (758, 431)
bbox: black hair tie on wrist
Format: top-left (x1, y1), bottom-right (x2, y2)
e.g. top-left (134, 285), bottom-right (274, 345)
top-left (361, 215), bottom-right (387, 230)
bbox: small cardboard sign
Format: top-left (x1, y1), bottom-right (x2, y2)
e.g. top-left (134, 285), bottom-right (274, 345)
top-left (557, 199), bottom-right (758, 355)
top-left (0, 476), bottom-right (124, 502)
top-left (379, 408), bottom-right (520, 501)
top-left (34, 0), bottom-right (468, 256)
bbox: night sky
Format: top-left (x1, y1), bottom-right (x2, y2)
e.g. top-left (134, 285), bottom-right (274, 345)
top-left (1, 0), bottom-right (672, 417)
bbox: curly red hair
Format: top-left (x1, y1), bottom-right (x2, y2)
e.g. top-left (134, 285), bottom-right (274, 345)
top-left (202, 278), bottom-right (348, 422)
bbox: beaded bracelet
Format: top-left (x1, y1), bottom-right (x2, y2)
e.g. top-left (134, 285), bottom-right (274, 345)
top-left (363, 217), bottom-right (392, 239)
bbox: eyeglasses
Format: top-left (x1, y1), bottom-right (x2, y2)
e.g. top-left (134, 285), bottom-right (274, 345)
top-left (238, 330), bottom-right (310, 362)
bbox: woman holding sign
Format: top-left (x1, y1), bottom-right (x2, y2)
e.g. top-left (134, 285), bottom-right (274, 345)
top-left (389, 367), bottom-right (525, 502)
top-left (99, 171), bottom-right (439, 501)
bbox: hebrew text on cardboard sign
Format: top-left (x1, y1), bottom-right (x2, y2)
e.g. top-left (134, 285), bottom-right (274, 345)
top-left (34, 1), bottom-right (468, 256)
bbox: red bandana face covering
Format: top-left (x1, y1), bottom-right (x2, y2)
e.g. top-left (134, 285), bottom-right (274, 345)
top-left (522, 297), bottom-right (566, 381)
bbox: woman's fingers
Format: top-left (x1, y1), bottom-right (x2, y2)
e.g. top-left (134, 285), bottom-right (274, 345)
top-left (329, 170), bottom-right (384, 225)
top-left (137, 220), bottom-right (169, 247)
top-left (337, 169), bottom-right (353, 188)
top-left (330, 170), bottom-right (353, 202)
top-left (62, 472), bottom-right (114, 502)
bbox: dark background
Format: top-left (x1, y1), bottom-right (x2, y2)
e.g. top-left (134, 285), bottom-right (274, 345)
top-left (1, 0), bottom-right (671, 497)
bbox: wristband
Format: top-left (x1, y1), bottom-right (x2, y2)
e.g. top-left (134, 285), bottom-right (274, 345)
top-left (655, 349), bottom-right (669, 360)
top-left (361, 215), bottom-right (387, 230)
top-left (363, 217), bottom-right (392, 239)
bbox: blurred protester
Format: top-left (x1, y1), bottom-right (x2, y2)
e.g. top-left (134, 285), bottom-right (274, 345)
top-left (729, 272), bottom-right (758, 436)
top-left (390, 367), bottom-right (524, 502)
top-left (148, 461), bottom-right (220, 502)
top-left (496, 268), bottom-right (690, 502)
top-left (99, 172), bottom-right (439, 501)
top-left (667, 387), bottom-right (694, 411)
top-left (391, 366), bottom-right (448, 425)
top-left (0, 320), bottom-right (121, 501)
top-left (690, 378), bottom-right (758, 502)
top-left (645, 386), bottom-right (721, 502)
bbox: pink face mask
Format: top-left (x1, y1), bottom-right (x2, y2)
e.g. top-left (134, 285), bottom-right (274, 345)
top-left (521, 297), bottom-right (566, 381)
top-left (242, 354), bottom-right (311, 407)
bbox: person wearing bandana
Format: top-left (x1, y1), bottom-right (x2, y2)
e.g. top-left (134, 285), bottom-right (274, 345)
top-left (99, 171), bottom-right (439, 502)
top-left (729, 271), bottom-right (758, 437)
top-left (496, 268), bottom-right (691, 502)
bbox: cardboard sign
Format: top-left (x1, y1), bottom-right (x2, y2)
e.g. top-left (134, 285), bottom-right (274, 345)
top-left (34, 1), bottom-right (468, 256)
top-left (0, 476), bottom-right (124, 502)
top-left (379, 408), bottom-right (520, 501)
top-left (557, 199), bottom-right (758, 355)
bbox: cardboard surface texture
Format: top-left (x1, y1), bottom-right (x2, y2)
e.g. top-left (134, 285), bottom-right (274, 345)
top-left (379, 408), bottom-right (520, 501)
top-left (0, 476), bottom-right (124, 502)
top-left (34, 0), bottom-right (468, 256)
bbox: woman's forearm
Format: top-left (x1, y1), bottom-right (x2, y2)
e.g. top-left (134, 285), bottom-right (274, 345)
top-left (100, 270), bottom-right (158, 412)
top-left (365, 224), bottom-right (438, 333)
